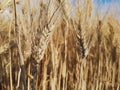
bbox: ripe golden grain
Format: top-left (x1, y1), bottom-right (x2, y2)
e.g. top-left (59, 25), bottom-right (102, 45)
top-left (0, 0), bottom-right (120, 90)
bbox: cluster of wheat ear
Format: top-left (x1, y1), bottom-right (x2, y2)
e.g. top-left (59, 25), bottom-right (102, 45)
top-left (0, 0), bottom-right (120, 90)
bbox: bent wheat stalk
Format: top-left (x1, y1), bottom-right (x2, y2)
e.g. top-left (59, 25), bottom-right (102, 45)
top-left (13, 0), bottom-right (27, 90)
top-left (16, 68), bottom-right (21, 89)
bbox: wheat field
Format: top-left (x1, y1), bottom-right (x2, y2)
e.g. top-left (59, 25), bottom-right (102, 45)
top-left (0, 0), bottom-right (120, 90)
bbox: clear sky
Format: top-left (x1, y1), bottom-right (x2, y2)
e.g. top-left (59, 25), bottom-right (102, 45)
top-left (96, 0), bottom-right (120, 9)
top-left (1, 0), bottom-right (120, 19)
top-left (95, 0), bottom-right (112, 3)
top-left (95, 0), bottom-right (120, 5)
top-left (94, 0), bottom-right (120, 18)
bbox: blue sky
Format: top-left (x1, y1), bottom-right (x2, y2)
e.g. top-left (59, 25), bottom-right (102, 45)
top-left (95, 0), bottom-right (112, 3)
top-left (95, 0), bottom-right (120, 5)
top-left (94, 0), bottom-right (120, 18)
top-left (94, 0), bottom-right (120, 11)
top-left (1, 0), bottom-right (120, 19)
top-left (71, 0), bottom-right (120, 8)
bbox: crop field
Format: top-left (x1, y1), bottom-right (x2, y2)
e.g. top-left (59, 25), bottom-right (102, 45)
top-left (0, 0), bottom-right (120, 90)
